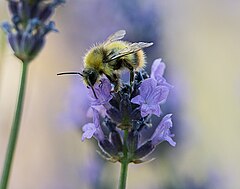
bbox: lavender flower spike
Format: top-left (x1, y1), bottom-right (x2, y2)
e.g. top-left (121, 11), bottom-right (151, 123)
top-left (131, 78), bottom-right (169, 117)
top-left (82, 108), bottom-right (104, 141)
top-left (1, 0), bottom-right (65, 62)
top-left (150, 58), bottom-right (173, 88)
top-left (151, 114), bottom-right (176, 146)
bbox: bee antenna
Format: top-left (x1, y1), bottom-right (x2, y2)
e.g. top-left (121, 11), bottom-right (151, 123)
top-left (90, 86), bottom-right (98, 99)
top-left (57, 72), bottom-right (83, 77)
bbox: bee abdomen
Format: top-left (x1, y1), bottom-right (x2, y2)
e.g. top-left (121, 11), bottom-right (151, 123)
top-left (133, 50), bottom-right (146, 69)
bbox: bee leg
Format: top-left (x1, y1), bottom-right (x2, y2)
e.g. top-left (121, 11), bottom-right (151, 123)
top-left (114, 82), bottom-right (121, 92)
top-left (113, 73), bottom-right (121, 92)
top-left (130, 69), bottom-right (134, 85)
top-left (105, 73), bottom-right (121, 92)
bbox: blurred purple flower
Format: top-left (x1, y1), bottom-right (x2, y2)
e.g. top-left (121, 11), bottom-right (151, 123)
top-left (82, 108), bottom-right (104, 141)
top-left (151, 58), bottom-right (173, 88)
top-left (151, 114), bottom-right (176, 146)
top-left (89, 78), bottom-right (112, 109)
top-left (1, 0), bottom-right (64, 62)
top-left (131, 78), bottom-right (169, 117)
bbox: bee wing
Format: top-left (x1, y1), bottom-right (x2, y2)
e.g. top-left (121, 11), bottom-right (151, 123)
top-left (105, 42), bottom-right (153, 62)
top-left (103, 30), bottom-right (126, 46)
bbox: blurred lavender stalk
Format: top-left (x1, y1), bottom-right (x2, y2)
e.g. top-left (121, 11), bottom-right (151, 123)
top-left (0, 1), bottom-right (64, 188)
top-left (79, 154), bottom-right (112, 189)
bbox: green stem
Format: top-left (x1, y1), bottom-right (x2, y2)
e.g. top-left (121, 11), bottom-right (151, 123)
top-left (118, 130), bottom-right (129, 189)
top-left (0, 62), bottom-right (28, 189)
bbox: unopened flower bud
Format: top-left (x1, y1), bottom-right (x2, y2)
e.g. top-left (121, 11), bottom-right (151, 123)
top-left (99, 139), bottom-right (118, 157)
top-left (134, 140), bottom-right (155, 159)
top-left (110, 130), bottom-right (123, 152)
top-left (127, 130), bottom-right (140, 153)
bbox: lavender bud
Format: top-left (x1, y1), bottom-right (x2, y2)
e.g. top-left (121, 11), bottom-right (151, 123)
top-left (127, 130), bottom-right (139, 153)
top-left (30, 1), bottom-right (42, 18)
top-left (104, 116), bottom-right (117, 131)
top-left (99, 139), bottom-right (118, 157)
top-left (41, 21), bottom-right (58, 36)
top-left (2, 0), bottom-right (64, 62)
top-left (110, 131), bottom-right (123, 152)
top-left (52, 0), bottom-right (66, 7)
top-left (119, 93), bottom-right (132, 118)
top-left (8, 34), bottom-right (18, 52)
top-left (8, 0), bottom-right (18, 16)
top-left (1, 22), bottom-right (12, 34)
top-left (136, 116), bottom-right (152, 132)
top-left (130, 107), bottom-right (142, 120)
top-left (109, 96), bottom-right (119, 109)
top-left (134, 140), bottom-right (155, 159)
top-left (29, 38), bottom-right (45, 60)
top-left (39, 0), bottom-right (65, 21)
top-left (12, 15), bottom-right (21, 29)
top-left (106, 107), bottom-right (122, 123)
top-left (19, 1), bottom-right (31, 21)
top-left (39, 5), bottom-right (53, 22)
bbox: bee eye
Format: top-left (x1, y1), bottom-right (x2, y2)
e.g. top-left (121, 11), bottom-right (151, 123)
top-left (86, 70), bottom-right (98, 87)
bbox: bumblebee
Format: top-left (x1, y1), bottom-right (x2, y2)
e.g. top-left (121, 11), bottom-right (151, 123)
top-left (58, 30), bottom-right (153, 98)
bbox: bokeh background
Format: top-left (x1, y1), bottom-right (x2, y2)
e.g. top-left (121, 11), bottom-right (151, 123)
top-left (1, 0), bottom-right (240, 189)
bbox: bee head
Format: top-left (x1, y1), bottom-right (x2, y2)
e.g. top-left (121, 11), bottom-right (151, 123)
top-left (82, 68), bottom-right (99, 99)
top-left (82, 68), bottom-right (99, 87)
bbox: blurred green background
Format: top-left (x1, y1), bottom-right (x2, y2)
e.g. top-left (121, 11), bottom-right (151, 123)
top-left (1, 0), bottom-right (240, 189)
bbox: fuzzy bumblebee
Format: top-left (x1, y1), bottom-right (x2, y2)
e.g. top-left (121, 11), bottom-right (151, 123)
top-left (58, 30), bottom-right (153, 97)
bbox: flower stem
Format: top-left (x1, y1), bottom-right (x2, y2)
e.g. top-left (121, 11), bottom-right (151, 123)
top-left (0, 62), bottom-right (28, 189)
top-left (118, 130), bottom-right (129, 189)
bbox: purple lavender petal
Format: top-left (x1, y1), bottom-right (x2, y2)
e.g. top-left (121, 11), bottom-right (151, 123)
top-left (165, 135), bottom-right (176, 147)
top-left (149, 86), bottom-right (169, 104)
top-left (93, 107), bottom-right (100, 128)
top-left (94, 127), bottom-right (105, 142)
top-left (87, 105), bottom-right (106, 118)
top-left (131, 78), bottom-right (168, 117)
top-left (141, 104), bottom-right (161, 117)
top-left (89, 78), bottom-right (112, 106)
top-left (92, 108), bottom-right (105, 141)
top-left (151, 58), bottom-right (165, 80)
top-left (131, 95), bottom-right (145, 105)
top-left (157, 77), bottom-right (173, 88)
top-left (150, 58), bottom-right (173, 88)
top-left (150, 105), bottom-right (162, 117)
top-left (82, 123), bottom-right (96, 141)
top-left (140, 104), bottom-right (150, 117)
top-left (139, 78), bottom-right (157, 99)
top-left (151, 114), bottom-right (172, 139)
top-left (101, 78), bottom-right (112, 96)
top-left (82, 108), bottom-right (105, 142)
top-left (151, 114), bottom-right (176, 146)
